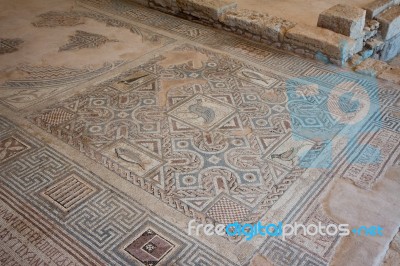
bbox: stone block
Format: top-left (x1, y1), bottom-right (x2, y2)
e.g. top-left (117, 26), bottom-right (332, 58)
top-left (377, 5), bottom-right (400, 40)
top-left (363, 0), bottom-right (400, 19)
top-left (354, 36), bottom-right (365, 53)
top-left (366, 37), bottom-right (385, 50)
top-left (367, 19), bottom-right (380, 30)
top-left (220, 9), bottom-right (295, 42)
top-left (220, 9), bottom-right (266, 35)
top-left (263, 16), bottom-right (296, 42)
top-left (380, 32), bottom-right (400, 60)
top-left (284, 23), bottom-right (356, 62)
top-left (317, 4), bottom-right (366, 38)
top-left (354, 57), bottom-right (388, 76)
top-left (176, 0), bottom-right (237, 21)
top-left (363, 28), bottom-right (378, 40)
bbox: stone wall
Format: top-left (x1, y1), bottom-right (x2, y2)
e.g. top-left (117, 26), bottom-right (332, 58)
top-left (128, 0), bottom-right (400, 66)
top-left (317, 0), bottom-right (400, 63)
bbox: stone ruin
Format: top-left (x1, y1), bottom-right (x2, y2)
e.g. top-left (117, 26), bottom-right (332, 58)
top-left (128, 0), bottom-right (400, 68)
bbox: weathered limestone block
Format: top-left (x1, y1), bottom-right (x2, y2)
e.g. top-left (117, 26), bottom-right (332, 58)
top-left (317, 4), bottom-right (366, 38)
top-left (366, 37), bottom-right (385, 50)
top-left (363, 0), bottom-right (400, 19)
top-left (354, 36), bottom-right (365, 53)
top-left (354, 57), bottom-right (389, 76)
top-left (221, 9), bottom-right (266, 35)
top-left (380, 32), bottom-right (400, 60)
top-left (220, 9), bottom-right (295, 42)
top-left (377, 5), bottom-right (400, 40)
top-left (284, 24), bottom-right (356, 62)
top-left (176, 0), bottom-right (237, 21)
top-left (363, 28), bottom-right (378, 40)
top-left (264, 16), bottom-right (296, 42)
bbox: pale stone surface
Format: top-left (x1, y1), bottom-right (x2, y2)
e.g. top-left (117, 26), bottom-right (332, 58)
top-left (366, 37), bottom-right (385, 50)
top-left (355, 35), bottom-right (365, 53)
top-left (317, 4), bottom-right (366, 38)
top-left (380, 32), bottom-right (400, 60)
top-left (377, 5), bottom-right (400, 40)
top-left (354, 57), bottom-right (389, 76)
top-left (382, 231), bottom-right (400, 266)
top-left (363, 0), bottom-right (400, 19)
top-left (355, 55), bottom-right (400, 83)
top-left (389, 53), bottom-right (400, 66)
top-left (249, 254), bottom-right (275, 266)
top-left (176, 0), bottom-right (237, 20)
top-left (285, 23), bottom-right (356, 61)
top-left (235, 0), bottom-right (372, 26)
top-left (220, 9), bottom-right (296, 42)
top-left (325, 167), bottom-right (400, 266)
top-left (378, 65), bottom-right (400, 84)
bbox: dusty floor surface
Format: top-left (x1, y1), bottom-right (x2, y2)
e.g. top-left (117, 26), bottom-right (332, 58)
top-left (236, 0), bottom-right (372, 26)
top-left (389, 55), bottom-right (400, 67)
top-left (0, 0), bottom-right (399, 265)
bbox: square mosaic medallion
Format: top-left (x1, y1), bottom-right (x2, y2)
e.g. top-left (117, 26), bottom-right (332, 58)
top-left (125, 229), bottom-right (174, 266)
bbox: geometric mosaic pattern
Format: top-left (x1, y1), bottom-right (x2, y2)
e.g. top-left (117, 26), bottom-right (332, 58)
top-left (0, 62), bottom-right (126, 109)
top-left (0, 38), bottom-right (23, 55)
top-left (1, 0), bottom-right (400, 265)
top-left (28, 37), bottom-right (400, 231)
top-left (30, 43), bottom-right (321, 225)
top-left (32, 11), bottom-right (85, 27)
top-left (0, 8), bottom-right (174, 110)
top-left (0, 136), bottom-right (30, 163)
top-left (42, 173), bottom-right (95, 211)
top-left (0, 119), bottom-right (238, 265)
top-left (125, 229), bottom-right (175, 265)
top-left (39, 108), bottom-right (75, 125)
top-left (59, 30), bottom-right (118, 52)
top-left (206, 196), bottom-right (250, 224)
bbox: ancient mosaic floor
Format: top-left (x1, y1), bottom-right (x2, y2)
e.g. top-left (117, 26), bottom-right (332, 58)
top-left (1, 0), bottom-right (400, 265)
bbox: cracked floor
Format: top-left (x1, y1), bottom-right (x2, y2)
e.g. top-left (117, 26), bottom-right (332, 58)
top-left (0, 0), bottom-right (400, 265)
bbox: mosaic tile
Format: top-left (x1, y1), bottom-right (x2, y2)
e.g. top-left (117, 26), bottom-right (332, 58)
top-left (0, 117), bottom-right (237, 265)
top-left (29, 44), bottom-right (324, 224)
